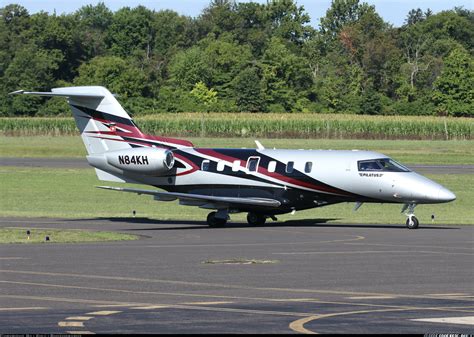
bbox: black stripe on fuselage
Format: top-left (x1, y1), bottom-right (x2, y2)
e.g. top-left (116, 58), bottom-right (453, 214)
top-left (176, 148), bottom-right (361, 198)
top-left (120, 136), bottom-right (177, 150)
top-left (71, 104), bottom-right (136, 127)
top-left (174, 149), bottom-right (281, 187)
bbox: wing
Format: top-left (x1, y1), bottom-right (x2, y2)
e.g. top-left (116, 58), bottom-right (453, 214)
top-left (97, 186), bottom-right (281, 210)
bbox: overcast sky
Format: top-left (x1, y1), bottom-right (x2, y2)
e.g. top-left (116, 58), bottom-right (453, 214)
top-left (4, 0), bottom-right (472, 27)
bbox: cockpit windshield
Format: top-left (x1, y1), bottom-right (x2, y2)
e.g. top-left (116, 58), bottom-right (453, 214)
top-left (358, 158), bottom-right (410, 172)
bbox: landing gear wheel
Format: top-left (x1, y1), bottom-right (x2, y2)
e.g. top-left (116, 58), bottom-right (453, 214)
top-left (207, 211), bottom-right (227, 228)
top-left (406, 215), bottom-right (419, 229)
top-left (247, 213), bottom-right (266, 226)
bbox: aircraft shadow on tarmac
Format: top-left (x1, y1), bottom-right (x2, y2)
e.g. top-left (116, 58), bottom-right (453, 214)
top-left (69, 217), bottom-right (458, 231)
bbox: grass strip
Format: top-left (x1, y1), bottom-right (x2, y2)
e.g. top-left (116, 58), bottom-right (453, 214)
top-left (0, 167), bottom-right (472, 225)
top-left (0, 227), bottom-right (138, 244)
top-left (1, 136), bottom-right (473, 165)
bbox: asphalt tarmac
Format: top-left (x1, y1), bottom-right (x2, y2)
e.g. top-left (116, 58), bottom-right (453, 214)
top-left (2, 157), bottom-right (474, 174)
top-left (1, 217), bottom-right (473, 334)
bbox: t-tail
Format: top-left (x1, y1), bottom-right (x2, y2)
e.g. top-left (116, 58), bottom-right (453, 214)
top-left (11, 86), bottom-right (193, 182)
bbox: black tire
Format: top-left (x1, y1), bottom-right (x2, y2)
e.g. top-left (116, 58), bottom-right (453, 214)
top-left (406, 216), bottom-right (419, 229)
top-left (207, 211), bottom-right (226, 228)
top-left (247, 212), bottom-right (266, 226)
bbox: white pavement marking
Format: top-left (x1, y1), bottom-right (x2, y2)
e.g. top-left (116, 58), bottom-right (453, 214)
top-left (270, 298), bottom-right (318, 302)
top-left (86, 310), bottom-right (121, 316)
top-left (180, 301), bottom-right (233, 305)
top-left (412, 316), bottom-right (474, 325)
top-left (0, 257), bottom-right (27, 260)
top-left (347, 296), bottom-right (396, 300)
top-left (131, 305), bottom-right (170, 310)
top-left (0, 307), bottom-right (47, 311)
top-left (426, 293), bottom-right (470, 296)
top-left (273, 250), bottom-right (474, 256)
top-left (58, 321), bottom-right (84, 327)
top-left (66, 316), bottom-right (93, 321)
top-left (66, 331), bottom-right (95, 335)
top-left (91, 304), bottom-right (132, 307)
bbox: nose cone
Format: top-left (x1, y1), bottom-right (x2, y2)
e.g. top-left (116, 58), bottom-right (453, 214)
top-left (438, 187), bottom-right (456, 202)
top-left (397, 173), bottom-right (456, 204)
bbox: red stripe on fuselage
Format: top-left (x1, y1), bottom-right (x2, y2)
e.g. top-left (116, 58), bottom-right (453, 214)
top-left (81, 115), bottom-right (193, 148)
top-left (195, 148), bottom-right (352, 196)
top-left (173, 153), bottom-right (199, 176)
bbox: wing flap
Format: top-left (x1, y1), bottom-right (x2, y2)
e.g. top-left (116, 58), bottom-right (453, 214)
top-left (97, 186), bottom-right (281, 208)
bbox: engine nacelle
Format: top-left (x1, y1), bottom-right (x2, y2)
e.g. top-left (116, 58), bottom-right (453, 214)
top-left (105, 147), bottom-right (174, 175)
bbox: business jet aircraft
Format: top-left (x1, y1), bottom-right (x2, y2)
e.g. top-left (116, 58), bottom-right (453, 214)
top-left (12, 86), bottom-right (456, 229)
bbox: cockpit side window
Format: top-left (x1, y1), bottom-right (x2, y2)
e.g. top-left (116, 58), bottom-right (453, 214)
top-left (358, 158), bottom-right (410, 172)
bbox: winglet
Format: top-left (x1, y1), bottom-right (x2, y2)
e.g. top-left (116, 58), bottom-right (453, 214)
top-left (9, 90), bottom-right (25, 95)
top-left (255, 140), bottom-right (265, 150)
top-left (96, 186), bottom-right (123, 191)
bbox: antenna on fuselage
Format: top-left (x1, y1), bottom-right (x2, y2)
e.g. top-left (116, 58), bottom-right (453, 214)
top-left (353, 202), bottom-right (363, 211)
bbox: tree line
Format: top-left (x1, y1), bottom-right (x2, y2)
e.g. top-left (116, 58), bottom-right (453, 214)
top-left (0, 0), bottom-right (472, 117)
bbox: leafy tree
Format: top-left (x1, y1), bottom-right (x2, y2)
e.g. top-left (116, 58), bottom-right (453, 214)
top-left (1, 4), bottom-right (29, 35)
top-left (260, 37), bottom-right (312, 111)
top-left (168, 46), bottom-right (212, 90)
top-left (197, 0), bottom-right (238, 39)
top-left (320, 0), bottom-right (374, 39)
top-left (266, 0), bottom-right (314, 46)
top-left (433, 47), bottom-right (474, 116)
top-left (1, 45), bottom-right (62, 116)
top-left (200, 34), bottom-right (252, 96)
top-left (74, 3), bottom-right (113, 58)
top-left (405, 8), bottom-right (426, 26)
top-left (190, 81), bottom-right (218, 111)
top-left (153, 10), bottom-right (195, 58)
top-left (74, 56), bottom-right (148, 98)
top-left (25, 12), bottom-right (80, 81)
top-left (420, 10), bottom-right (474, 52)
top-left (107, 6), bottom-right (155, 59)
top-left (0, 1), bottom-right (472, 116)
top-left (231, 67), bottom-right (265, 112)
top-left (359, 87), bottom-right (382, 115)
top-left (233, 2), bottom-right (269, 55)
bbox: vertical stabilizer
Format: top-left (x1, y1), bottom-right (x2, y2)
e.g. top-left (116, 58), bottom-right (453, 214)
top-left (11, 86), bottom-right (194, 155)
top-left (11, 86), bottom-right (194, 183)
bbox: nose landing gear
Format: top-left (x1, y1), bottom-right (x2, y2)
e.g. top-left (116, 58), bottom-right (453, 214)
top-left (406, 214), bottom-right (419, 229)
top-left (402, 203), bottom-right (419, 229)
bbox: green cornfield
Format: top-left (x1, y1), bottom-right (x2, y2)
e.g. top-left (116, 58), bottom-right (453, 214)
top-left (1, 113), bottom-right (472, 140)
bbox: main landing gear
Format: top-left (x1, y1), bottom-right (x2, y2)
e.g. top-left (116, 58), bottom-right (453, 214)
top-left (206, 211), bottom-right (275, 227)
top-left (402, 203), bottom-right (419, 229)
top-left (246, 212), bottom-right (266, 226)
top-left (206, 211), bottom-right (227, 228)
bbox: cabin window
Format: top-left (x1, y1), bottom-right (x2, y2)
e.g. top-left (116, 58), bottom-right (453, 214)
top-left (232, 160), bottom-right (240, 172)
top-left (358, 158), bottom-right (410, 172)
top-left (286, 161), bottom-right (294, 173)
top-left (305, 161), bottom-right (313, 173)
top-left (217, 161), bottom-right (225, 171)
top-left (268, 161), bottom-right (277, 173)
top-left (247, 157), bottom-right (260, 172)
top-left (201, 160), bottom-right (210, 171)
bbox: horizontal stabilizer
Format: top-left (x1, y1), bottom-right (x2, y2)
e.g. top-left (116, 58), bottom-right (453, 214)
top-left (97, 186), bottom-right (281, 209)
top-left (9, 89), bottom-right (104, 99)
